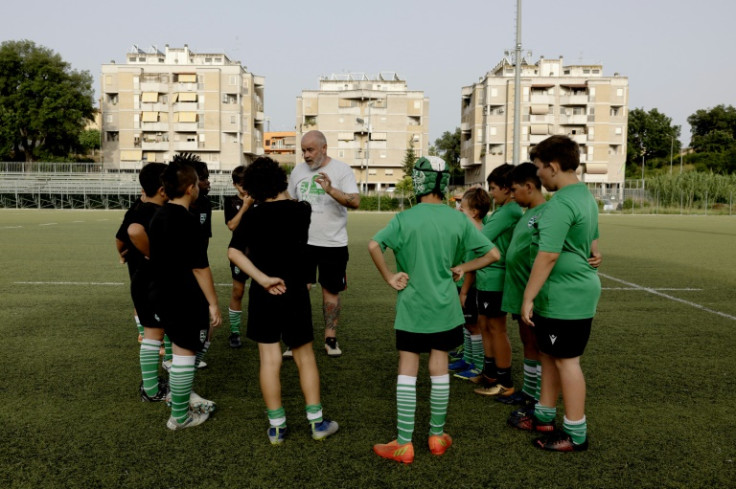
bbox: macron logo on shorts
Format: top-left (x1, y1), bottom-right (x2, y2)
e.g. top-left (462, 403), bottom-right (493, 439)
top-left (549, 334), bottom-right (557, 345)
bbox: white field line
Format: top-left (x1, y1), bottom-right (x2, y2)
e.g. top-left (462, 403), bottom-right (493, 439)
top-left (603, 287), bottom-right (702, 291)
top-left (1, 226), bottom-right (23, 229)
top-left (13, 281), bottom-right (239, 288)
top-left (599, 272), bottom-right (736, 321)
top-left (39, 222), bottom-right (58, 226)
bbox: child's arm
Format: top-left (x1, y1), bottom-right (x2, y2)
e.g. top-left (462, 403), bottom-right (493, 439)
top-left (520, 251), bottom-right (560, 326)
top-left (115, 238), bottom-right (128, 264)
top-left (451, 248), bottom-right (500, 282)
top-left (588, 239), bottom-right (602, 268)
top-left (192, 267), bottom-right (222, 328)
top-left (458, 271), bottom-right (475, 308)
top-left (226, 195), bottom-right (254, 231)
top-left (127, 223), bottom-right (150, 258)
top-left (227, 247), bottom-right (286, 295)
top-left (368, 240), bottom-right (408, 291)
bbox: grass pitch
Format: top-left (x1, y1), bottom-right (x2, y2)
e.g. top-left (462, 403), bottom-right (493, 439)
top-left (0, 210), bottom-right (735, 488)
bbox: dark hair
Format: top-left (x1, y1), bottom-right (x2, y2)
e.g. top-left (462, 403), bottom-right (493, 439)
top-left (529, 135), bottom-right (580, 171)
top-left (231, 165), bottom-right (246, 185)
top-left (171, 153), bottom-right (208, 179)
top-left (509, 162), bottom-right (542, 189)
top-left (161, 160), bottom-right (198, 199)
top-left (462, 187), bottom-right (491, 219)
top-left (138, 163), bottom-right (167, 197)
top-left (242, 157), bottom-right (287, 202)
top-left (486, 163), bottom-right (515, 188)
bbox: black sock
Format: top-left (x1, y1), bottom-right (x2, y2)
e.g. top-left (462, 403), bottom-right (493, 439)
top-left (495, 366), bottom-right (512, 387)
top-left (483, 357), bottom-right (496, 378)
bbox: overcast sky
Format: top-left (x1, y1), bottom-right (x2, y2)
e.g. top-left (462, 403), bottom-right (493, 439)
top-left (4, 0), bottom-right (735, 146)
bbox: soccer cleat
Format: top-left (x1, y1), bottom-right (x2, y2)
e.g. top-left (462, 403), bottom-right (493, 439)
top-left (267, 426), bottom-right (288, 445)
top-left (165, 390), bottom-right (216, 414)
top-left (508, 398), bottom-right (537, 420)
top-left (507, 412), bottom-right (556, 432)
top-left (311, 418), bottom-right (339, 441)
top-left (139, 378), bottom-right (168, 402)
top-left (474, 383), bottom-right (515, 398)
top-left (373, 440), bottom-right (414, 464)
top-left (448, 358), bottom-right (472, 372)
top-left (428, 433), bottom-right (453, 456)
top-left (495, 390), bottom-right (532, 405)
top-left (229, 333), bottom-right (242, 349)
top-left (533, 431), bottom-right (588, 452)
top-left (282, 348), bottom-right (293, 359)
top-left (453, 367), bottom-right (482, 381)
top-left (166, 410), bottom-right (210, 431)
top-left (325, 338), bottom-right (342, 357)
top-left (448, 347), bottom-right (464, 362)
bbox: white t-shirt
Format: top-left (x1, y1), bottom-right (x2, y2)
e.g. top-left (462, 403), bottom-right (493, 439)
top-left (288, 158), bottom-right (359, 247)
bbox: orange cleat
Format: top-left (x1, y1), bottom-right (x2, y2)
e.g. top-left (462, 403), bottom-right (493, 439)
top-left (373, 440), bottom-right (414, 464)
top-left (428, 433), bottom-right (453, 456)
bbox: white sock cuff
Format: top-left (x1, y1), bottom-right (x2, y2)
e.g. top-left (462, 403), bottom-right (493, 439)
top-left (141, 339), bottom-right (161, 349)
top-left (306, 409), bottom-right (323, 422)
top-left (397, 375), bottom-right (417, 386)
top-left (430, 374), bottom-right (450, 384)
top-left (228, 308), bottom-right (241, 314)
top-left (469, 334), bottom-right (482, 341)
top-left (563, 415), bottom-right (586, 425)
top-left (172, 354), bottom-right (196, 367)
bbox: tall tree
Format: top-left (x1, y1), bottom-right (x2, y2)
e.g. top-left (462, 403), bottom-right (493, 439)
top-left (687, 105), bottom-right (736, 153)
top-left (434, 128), bottom-right (461, 170)
top-left (0, 40), bottom-right (95, 162)
top-left (626, 108), bottom-right (680, 165)
top-left (401, 138), bottom-right (417, 176)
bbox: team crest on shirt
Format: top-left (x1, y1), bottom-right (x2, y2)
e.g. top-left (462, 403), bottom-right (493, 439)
top-left (200, 330), bottom-right (207, 343)
top-left (199, 213), bottom-right (207, 225)
top-left (528, 214), bottom-right (540, 228)
top-left (549, 334), bottom-right (557, 345)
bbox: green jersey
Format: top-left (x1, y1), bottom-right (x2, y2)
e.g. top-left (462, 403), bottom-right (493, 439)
top-left (531, 182), bottom-right (601, 319)
top-left (372, 203), bottom-right (494, 333)
top-left (476, 201), bottom-right (523, 292)
top-left (501, 202), bottom-right (548, 315)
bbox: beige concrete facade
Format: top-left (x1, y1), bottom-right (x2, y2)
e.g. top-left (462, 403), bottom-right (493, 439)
top-left (100, 45), bottom-right (264, 172)
top-left (461, 56), bottom-right (628, 195)
top-left (296, 73), bottom-right (429, 192)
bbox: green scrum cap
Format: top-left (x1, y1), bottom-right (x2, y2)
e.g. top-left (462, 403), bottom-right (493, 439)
top-left (412, 156), bottom-right (450, 198)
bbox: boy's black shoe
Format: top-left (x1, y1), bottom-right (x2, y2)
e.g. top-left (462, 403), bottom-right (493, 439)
top-left (229, 333), bottom-right (242, 348)
top-left (140, 378), bottom-right (168, 402)
top-left (533, 431), bottom-right (588, 452)
top-left (507, 412), bottom-right (555, 432)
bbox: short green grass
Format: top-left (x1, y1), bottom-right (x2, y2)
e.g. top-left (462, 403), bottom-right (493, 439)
top-left (1, 210), bottom-right (735, 489)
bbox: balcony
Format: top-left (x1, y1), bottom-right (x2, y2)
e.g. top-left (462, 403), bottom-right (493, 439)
top-left (174, 141), bottom-right (203, 151)
top-left (173, 102), bottom-right (198, 112)
top-left (560, 95), bottom-right (589, 105)
top-left (140, 82), bottom-right (167, 92)
top-left (255, 111), bottom-right (264, 122)
top-left (174, 122), bottom-right (198, 132)
top-left (140, 122), bottom-right (168, 132)
top-left (569, 133), bottom-right (588, 144)
top-left (140, 103), bottom-right (168, 112)
top-left (560, 114), bottom-right (588, 125)
top-left (530, 94), bottom-right (552, 105)
top-left (141, 141), bottom-right (169, 151)
top-left (461, 122), bottom-right (471, 133)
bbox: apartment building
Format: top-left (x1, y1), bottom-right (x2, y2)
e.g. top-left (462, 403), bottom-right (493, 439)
top-left (461, 55), bottom-right (628, 197)
top-left (264, 131), bottom-right (296, 155)
top-left (296, 72), bottom-right (429, 192)
top-left (101, 44), bottom-right (264, 172)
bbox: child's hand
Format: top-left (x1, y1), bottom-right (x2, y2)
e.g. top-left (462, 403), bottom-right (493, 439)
top-left (119, 248), bottom-right (128, 264)
top-left (209, 304), bottom-right (222, 328)
top-left (388, 272), bottom-right (409, 291)
top-left (521, 299), bottom-right (535, 327)
top-left (451, 266), bottom-right (465, 282)
top-left (588, 250), bottom-right (602, 268)
top-left (459, 291), bottom-right (467, 308)
top-left (262, 276), bottom-right (287, 295)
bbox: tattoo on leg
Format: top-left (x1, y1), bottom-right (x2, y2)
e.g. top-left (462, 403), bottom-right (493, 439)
top-left (323, 297), bottom-right (342, 332)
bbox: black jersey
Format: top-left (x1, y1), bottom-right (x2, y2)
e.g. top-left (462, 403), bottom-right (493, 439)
top-left (224, 195), bottom-right (244, 225)
top-left (149, 203), bottom-right (210, 304)
top-left (115, 199), bottom-right (160, 279)
top-left (189, 195), bottom-right (212, 238)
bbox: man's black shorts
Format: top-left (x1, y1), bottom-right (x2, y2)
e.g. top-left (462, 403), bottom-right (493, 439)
top-left (396, 325), bottom-right (463, 354)
top-left (533, 314), bottom-right (593, 358)
top-left (229, 261), bottom-right (249, 283)
top-left (304, 245), bottom-right (348, 294)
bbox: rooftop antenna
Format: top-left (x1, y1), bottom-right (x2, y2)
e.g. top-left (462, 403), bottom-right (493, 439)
top-left (512, 0), bottom-right (522, 166)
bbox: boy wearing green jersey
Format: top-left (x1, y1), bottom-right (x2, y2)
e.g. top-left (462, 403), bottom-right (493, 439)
top-left (512, 135), bottom-right (601, 452)
top-left (369, 157), bottom-right (499, 464)
top-left (474, 164), bottom-right (523, 399)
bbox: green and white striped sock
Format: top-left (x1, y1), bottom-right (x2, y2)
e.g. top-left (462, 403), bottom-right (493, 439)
top-left (134, 315), bottom-right (144, 337)
top-left (163, 335), bottom-right (173, 362)
top-left (462, 328), bottom-right (473, 364)
top-left (306, 403), bottom-right (323, 424)
top-left (534, 404), bottom-right (557, 424)
top-left (140, 339), bottom-right (161, 396)
top-left (267, 406), bottom-right (287, 428)
top-left (563, 415), bottom-right (587, 445)
top-left (429, 374), bottom-right (450, 436)
top-left (396, 375), bottom-right (417, 445)
top-left (471, 334), bottom-right (484, 370)
top-left (195, 340), bottom-right (210, 368)
top-left (522, 358), bottom-right (540, 398)
top-left (535, 363), bottom-right (542, 401)
top-left (228, 308), bottom-right (242, 334)
top-left (169, 354), bottom-right (196, 423)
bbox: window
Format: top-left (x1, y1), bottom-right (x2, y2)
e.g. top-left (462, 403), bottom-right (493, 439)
top-left (230, 115), bottom-right (237, 124)
top-left (222, 93), bottom-right (237, 104)
top-left (104, 75), bottom-right (112, 87)
top-left (229, 75), bottom-right (238, 85)
top-left (615, 127), bottom-right (622, 135)
top-left (490, 88), bottom-right (498, 97)
top-left (385, 169), bottom-right (393, 176)
top-left (616, 88), bottom-right (624, 97)
top-left (105, 114), bottom-right (113, 123)
top-left (205, 57), bottom-right (213, 63)
top-left (413, 101), bottom-right (421, 109)
top-left (610, 107), bottom-right (621, 116)
top-left (106, 131), bottom-right (119, 142)
top-left (106, 93), bottom-right (118, 105)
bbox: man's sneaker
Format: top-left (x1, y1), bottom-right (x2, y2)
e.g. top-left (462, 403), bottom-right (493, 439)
top-left (373, 440), bottom-right (414, 464)
top-left (282, 348), bottom-right (293, 359)
top-left (428, 433), bottom-right (453, 456)
top-left (229, 333), bottom-right (242, 349)
top-left (533, 430), bottom-right (588, 452)
top-left (311, 418), bottom-right (339, 440)
top-left (165, 390), bottom-right (216, 414)
top-left (267, 426), bottom-right (288, 445)
top-left (325, 338), bottom-right (342, 357)
top-left (507, 412), bottom-right (556, 432)
top-left (166, 410), bottom-right (209, 431)
top-left (448, 358), bottom-right (472, 372)
top-left (474, 383), bottom-right (515, 398)
top-left (453, 367), bottom-right (482, 381)
top-left (139, 378), bottom-right (168, 402)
